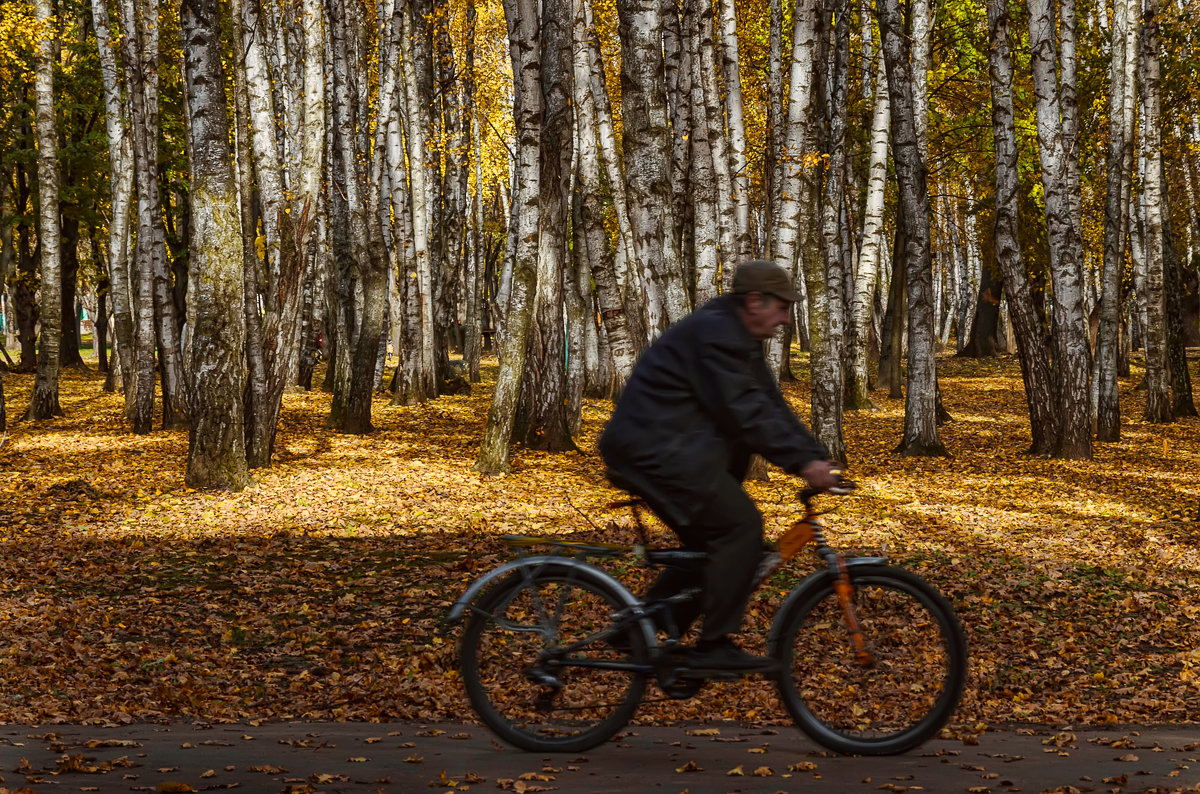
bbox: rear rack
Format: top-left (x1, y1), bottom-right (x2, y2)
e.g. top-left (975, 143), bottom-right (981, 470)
top-left (500, 535), bottom-right (706, 567)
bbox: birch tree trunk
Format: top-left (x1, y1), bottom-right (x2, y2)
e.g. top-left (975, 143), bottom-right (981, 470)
top-left (1180, 122), bottom-right (1200, 269)
top-left (1138, 0), bottom-right (1170, 423)
top-left (961, 200), bottom-right (979, 341)
top-left (663, 0), bottom-right (690, 271)
top-left (1130, 166), bottom-right (1147, 351)
top-left (92, 0), bottom-right (136, 416)
top-left (389, 4), bottom-right (426, 406)
top-left (11, 165), bottom-right (37, 372)
top-left (181, 0), bottom-right (250, 490)
top-left (232, 0), bottom-right (324, 466)
top-left (566, 189), bottom-right (591, 419)
top-left (879, 0), bottom-right (945, 456)
top-left (685, 0), bottom-right (721, 303)
top-left (475, 0), bottom-right (540, 473)
top-left (810, 0), bottom-right (849, 461)
top-left (695, 3), bottom-right (736, 277)
top-left (463, 0), bottom-right (483, 383)
top-left (768, 0), bottom-right (820, 377)
top-left (26, 0), bottom-right (62, 420)
top-left (326, 0), bottom-right (388, 433)
top-left (581, 0), bottom-right (645, 343)
top-left (573, 0), bottom-right (640, 388)
top-left (118, 0), bottom-right (182, 432)
top-left (717, 0), bottom-right (751, 260)
top-left (404, 0), bottom-right (438, 399)
top-left (232, 50), bottom-right (270, 447)
top-left (911, 0), bottom-right (930, 162)
top-left (763, 0), bottom-right (784, 254)
top-left (875, 213), bottom-right (905, 397)
top-left (1026, 0), bottom-right (1093, 458)
top-left (1060, 0), bottom-right (1084, 259)
top-left (429, 0), bottom-right (464, 391)
top-left (986, 0), bottom-right (1055, 453)
top-left (520, 0), bottom-right (575, 450)
top-left (846, 49), bottom-right (888, 410)
top-left (1097, 0), bottom-right (1135, 441)
top-left (616, 0), bottom-right (691, 331)
top-left (1161, 167), bottom-right (1196, 416)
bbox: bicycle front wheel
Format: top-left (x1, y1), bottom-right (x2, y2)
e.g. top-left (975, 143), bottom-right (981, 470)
top-left (772, 565), bottom-right (966, 755)
top-left (459, 563), bottom-right (649, 753)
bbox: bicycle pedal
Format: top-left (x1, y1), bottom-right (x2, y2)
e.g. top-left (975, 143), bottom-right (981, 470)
top-left (526, 670), bottom-right (562, 688)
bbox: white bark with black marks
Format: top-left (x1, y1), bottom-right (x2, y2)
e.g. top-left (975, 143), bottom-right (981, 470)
top-left (118, 0), bottom-right (187, 431)
top-left (616, 0), bottom-right (691, 331)
top-left (1026, 0), bottom-right (1093, 458)
top-left (767, 0), bottom-right (819, 377)
top-left (476, 0), bottom-right (541, 473)
top-left (1138, 0), bottom-right (1170, 423)
top-left (400, 1), bottom-right (438, 400)
top-left (521, 0), bottom-right (575, 450)
top-left (685, 0), bottom-right (721, 303)
top-left (810, 0), bottom-right (849, 461)
top-left (879, 0), bottom-right (946, 456)
top-left (695, 0), bottom-right (736, 276)
top-left (1097, 0), bottom-right (1137, 441)
top-left (581, 0), bottom-right (644, 338)
top-left (91, 0), bottom-right (136, 415)
top-left (846, 46), bottom-right (888, 410)
top-left (27, 0), bottom-right (62, 420)
top-left (181, 0), bottom-right (250, 489)
top-left (717, 0), bottom-right (751, 260)
top-left (573, 0), bottom-right (640, 387)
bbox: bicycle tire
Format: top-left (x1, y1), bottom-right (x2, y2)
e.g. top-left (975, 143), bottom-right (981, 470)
top-left (770, 564), bottom-right (967, 755)
top-left (459, 561), bottom-right (650, 753)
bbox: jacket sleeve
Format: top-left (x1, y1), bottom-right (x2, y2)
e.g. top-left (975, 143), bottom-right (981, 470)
top-left (692, 332), bottom-right (830, 473)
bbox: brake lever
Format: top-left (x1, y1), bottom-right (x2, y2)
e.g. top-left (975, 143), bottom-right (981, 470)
top-left (828, 477), bottom-right (857, 496)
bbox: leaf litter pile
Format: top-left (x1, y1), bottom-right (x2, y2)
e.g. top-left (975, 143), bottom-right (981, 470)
top-left (1, 355), bottom-right (1198, 732)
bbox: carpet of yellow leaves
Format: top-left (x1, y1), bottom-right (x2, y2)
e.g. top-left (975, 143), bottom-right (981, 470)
top-left (0, 354), bottom-right (1197, 730)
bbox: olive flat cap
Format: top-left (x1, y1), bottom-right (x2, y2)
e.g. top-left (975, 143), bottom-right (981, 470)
top-left (731, 259), bottom-right (802, 303)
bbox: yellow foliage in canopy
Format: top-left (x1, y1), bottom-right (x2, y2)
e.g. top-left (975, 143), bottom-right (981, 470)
top-left (0, 2), bottom-right (38, 86)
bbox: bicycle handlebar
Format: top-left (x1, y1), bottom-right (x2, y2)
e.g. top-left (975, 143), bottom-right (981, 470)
top-left (800, 473), bottom-right (856, 506)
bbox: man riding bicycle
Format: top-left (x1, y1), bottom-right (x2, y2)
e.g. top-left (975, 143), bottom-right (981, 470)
top-left (600, 259), bottom-right (839, 673)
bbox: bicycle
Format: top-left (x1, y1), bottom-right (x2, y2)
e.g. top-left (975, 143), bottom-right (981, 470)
top-left (445, 481), bottom-right (967, 756)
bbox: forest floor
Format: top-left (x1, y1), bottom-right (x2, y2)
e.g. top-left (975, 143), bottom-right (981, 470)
top-left (0, 352), bottom-right (1198, 736)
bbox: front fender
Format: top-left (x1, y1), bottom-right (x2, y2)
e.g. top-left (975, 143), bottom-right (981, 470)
top-left (443, 556), bottom-right (641, 627)
top-left (765, 557), bottom-right (889, 654)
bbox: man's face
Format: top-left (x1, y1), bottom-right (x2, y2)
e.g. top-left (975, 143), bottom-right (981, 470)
top-left (740, 293), bottom-right (793, 340)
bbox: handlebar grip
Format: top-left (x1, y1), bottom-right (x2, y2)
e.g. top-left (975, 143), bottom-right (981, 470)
top-left (799, 477), bottom-right (856, 504)
top-left (828, 478), bottom-right (857, 496)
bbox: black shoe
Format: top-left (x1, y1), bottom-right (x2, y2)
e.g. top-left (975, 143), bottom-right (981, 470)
top-left (686, 639), bottom-right (779, 673)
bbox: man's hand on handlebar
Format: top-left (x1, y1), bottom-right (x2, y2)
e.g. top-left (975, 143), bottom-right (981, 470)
top-left (800, 460), bottom-right (843, 493)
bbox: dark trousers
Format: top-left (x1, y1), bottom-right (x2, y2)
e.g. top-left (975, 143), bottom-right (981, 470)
top-left (644, 473), bottom-right (763, 643)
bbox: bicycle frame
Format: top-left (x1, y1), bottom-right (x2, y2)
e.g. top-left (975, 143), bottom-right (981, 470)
top-left (447, 490), bottom-right (885, 671)
top-left (452, 484), bottom-right (967, 756)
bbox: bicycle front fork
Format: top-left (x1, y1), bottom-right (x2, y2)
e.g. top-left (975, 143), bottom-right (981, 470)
top-left (832, 555), bottom-right (875, 667)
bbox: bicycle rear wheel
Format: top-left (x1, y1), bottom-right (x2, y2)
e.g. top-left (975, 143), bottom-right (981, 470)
top-left (772, 565), bottom-right (966, 755)
top-left (459, 563), bottom-right (650, 753)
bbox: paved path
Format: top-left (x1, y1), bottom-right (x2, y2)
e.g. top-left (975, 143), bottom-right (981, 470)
top-left (1, 721), bottom-right (1197, 793)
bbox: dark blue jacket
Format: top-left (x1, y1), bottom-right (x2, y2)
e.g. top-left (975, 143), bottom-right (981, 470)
top-left (599, 295), bottom-right (829, 527)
